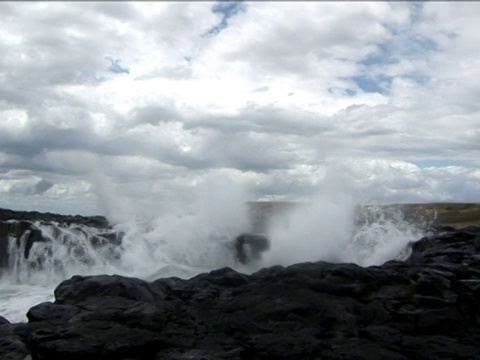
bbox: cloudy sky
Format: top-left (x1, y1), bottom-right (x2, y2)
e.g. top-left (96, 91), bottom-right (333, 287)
top-left (0, 1), bottom-right (479, 216)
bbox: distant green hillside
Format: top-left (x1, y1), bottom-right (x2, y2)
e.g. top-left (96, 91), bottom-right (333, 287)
top-left (396, 203), bottom-right (480, 227)
top-left (247, 202), bottom-right (480, 230)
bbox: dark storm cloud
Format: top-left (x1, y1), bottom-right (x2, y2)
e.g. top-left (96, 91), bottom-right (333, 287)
top-left (0, 119), bottom-right (94, 157)
top-left (196, 131), bottom-right (299, 172)
top-left (0, 156), bottom-right (70, 177)
top-left (132, 105), bottom-right (182, 126)
top-left (184, 105), bottom-right (334, 137)
top-left (89, 2), bottom-right (140, 21)
top-left (32, 178), bottom-right (54, 195)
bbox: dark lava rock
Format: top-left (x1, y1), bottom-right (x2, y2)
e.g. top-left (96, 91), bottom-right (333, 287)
top-left (0, 316), bottom-right (9, 325)
top-left (0, 208), bottom-right (109, 228)
top-left (233, 233), bottom-right (270, 264)
top-left (0, 220), bottom-right (43, 268)
top-left (1, 226), bottom-right (480, 359)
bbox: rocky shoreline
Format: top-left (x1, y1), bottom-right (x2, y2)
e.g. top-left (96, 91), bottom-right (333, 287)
top-left (0, 208), bottom-right (109, 228)
top-left (0, 214), bottom-right (119, 272)
top-left (0, 223), bottom-right (479, 359)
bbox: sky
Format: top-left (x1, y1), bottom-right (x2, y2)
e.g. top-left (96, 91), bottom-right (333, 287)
top-left (0, 1), bottom-right (479, 216)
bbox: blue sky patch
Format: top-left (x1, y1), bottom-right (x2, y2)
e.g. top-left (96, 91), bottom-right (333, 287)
top-left (344, 88), bottom-right (356, 96)
top-left (206, 1), bottom-right (246, 36)
top-left (105, 57), bottom-right (130, 74)
top-left (351, 75), bottom-right (392, 94)
top-left (353, 2), bottom-right (439, 96)
top-left (412, 160), bottom-right (471, 169)
top-left (360, 42), bottom-right (398, 67)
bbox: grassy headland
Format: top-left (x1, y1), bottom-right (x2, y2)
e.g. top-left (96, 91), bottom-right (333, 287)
top-left (247, 202), bottom-right (480, 230)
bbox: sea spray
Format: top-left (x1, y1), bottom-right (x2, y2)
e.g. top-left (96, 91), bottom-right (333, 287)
top-left (3, 200), bottom-right (427, 285)
top-left (6, 222), bottom-right (123, 286)
top-left (347, 205), bottom-right (427, 266)
top-left (261, 192), bottom-right (356, 268)
top-left (0, 176), bottom-right (428, 322)
top-left (261, 199), bottom-right (427, 269)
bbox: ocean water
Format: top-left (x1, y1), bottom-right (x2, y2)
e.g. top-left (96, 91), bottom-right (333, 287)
top-left (0, 191), bottom-right (427, 323)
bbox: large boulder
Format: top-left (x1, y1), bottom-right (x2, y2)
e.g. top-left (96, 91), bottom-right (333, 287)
top-left (233, 233), bottom-right (270, 264)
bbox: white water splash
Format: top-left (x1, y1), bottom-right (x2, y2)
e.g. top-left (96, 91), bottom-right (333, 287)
top-left (261, 192), bottom-right (357, 267)
top-left (0, 179), bottom-right (428, 323)
top-left (347, 205), bottom-right (426, 266)
top-left (259, 194), bottom-right (426, 269)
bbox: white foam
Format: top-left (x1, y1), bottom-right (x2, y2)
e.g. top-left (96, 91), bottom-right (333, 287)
top-left (261, 192), bottom-right (356, 267)
top-left (0, 177), bottom-right (427, 322)
top-left (0, 281), bottom-right (54, 323)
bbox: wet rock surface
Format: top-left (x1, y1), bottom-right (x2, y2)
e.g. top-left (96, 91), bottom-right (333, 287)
top-left (233, 233), bottom-right (270, 264)
top-left (1, 226), bottom-right (480, 359)
top-left (0, 210), bottom-right (119, 271)
top-left (0, 211), bottom-right (265, 273)
top-left (0, 208), bottom-right (109, 228)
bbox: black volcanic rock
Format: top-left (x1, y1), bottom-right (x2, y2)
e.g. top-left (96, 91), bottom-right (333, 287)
top-left (0, 220), bottom-right (39, 269)
top-left (233, 233), bottom-right (270, 264)
top-left (1, 226), bottom-right (480, 359)
top-left (0, 316), bottom-right (9, 325)
top-left (0, 208), bottom-right (109, 228)
top-left (0, 208), bottom-right (266, 271)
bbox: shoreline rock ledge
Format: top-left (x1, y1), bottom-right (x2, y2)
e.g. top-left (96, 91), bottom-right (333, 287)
top-left (1, 226), bottom-right (480, 359)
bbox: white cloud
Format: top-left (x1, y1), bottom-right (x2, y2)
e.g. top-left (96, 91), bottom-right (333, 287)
top-left (0, 2), bottom-right (479, 216)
